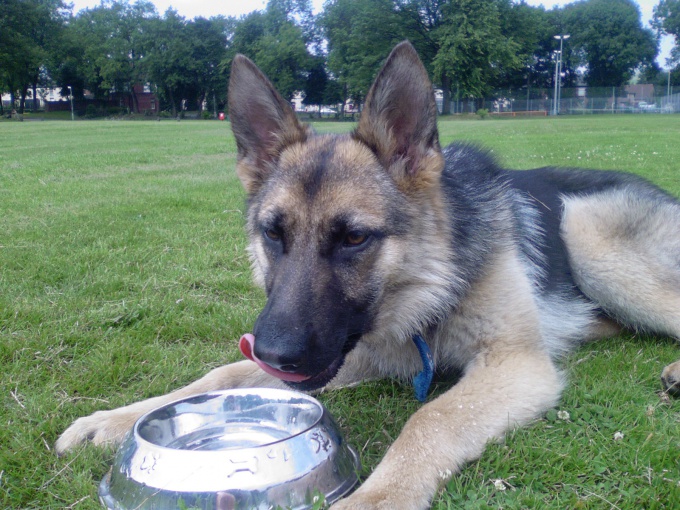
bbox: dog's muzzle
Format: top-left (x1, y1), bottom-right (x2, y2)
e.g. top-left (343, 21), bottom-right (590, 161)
top-left (239, 334), bottom-right (312, 382)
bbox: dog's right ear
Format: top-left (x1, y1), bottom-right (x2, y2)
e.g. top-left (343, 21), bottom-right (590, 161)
top-left (228, 55), bottom-right (309, 194)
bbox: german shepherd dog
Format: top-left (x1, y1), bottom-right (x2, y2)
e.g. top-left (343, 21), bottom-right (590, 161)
top-left (57, 42), bottom-right (680, 508)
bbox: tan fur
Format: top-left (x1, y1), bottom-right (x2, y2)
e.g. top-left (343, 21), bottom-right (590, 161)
top-left (333, 249), bottom-right (563, 509)
top-left (562, 191), bottom-right (680, 393)
top-left (228, 55), bottom-right (311, 194)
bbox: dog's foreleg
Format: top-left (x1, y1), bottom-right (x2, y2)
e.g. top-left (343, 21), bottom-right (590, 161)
top-left (55, 360), bottom-right (284, 455)
top-left (330, 348), bottom-right (562, 510)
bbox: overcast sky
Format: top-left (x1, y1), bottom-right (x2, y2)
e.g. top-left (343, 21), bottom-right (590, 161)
top-left (69, 0), bottom-right (674, 69)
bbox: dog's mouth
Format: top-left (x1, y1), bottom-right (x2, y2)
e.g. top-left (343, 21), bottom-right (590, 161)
top-left (238, 333), bottom-right (352, 391)
top-left (239, 334), bottom-right (311, 382)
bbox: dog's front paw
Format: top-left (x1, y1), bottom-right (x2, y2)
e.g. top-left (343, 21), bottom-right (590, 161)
top-left (329, 496), bottom-right (383, 510)
top-left (55, 408), bottom-right (136, 455)
top-left (329, 489), bottom-right (427, 510)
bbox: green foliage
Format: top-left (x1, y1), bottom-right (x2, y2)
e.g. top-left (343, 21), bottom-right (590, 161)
top-left (224, 1), bottom-right (317, 101)
top-left (563, 0), bottom-right (657, 87)
top-left (142, 9), bottom-right (193, 115)
top-left (320, 0), bottom-right (569, 110)
top-left (303, 56), bottom-right (330, 107)
top-left (496, 1), bottom-right (564, 91)
top-left (1, 0), bottom-right (674, 117)
top-left (69, 0), bottom-right (158, 108)
top-left (653, 0), bottom-right (680, 68)
top-left (433, 0), bottom-right (523, 99)
top-left (252, 22), bottom-right (311, 100)
top-left (321, 0), bottom-right (406, 101)
top-left (0, 0), bottom-right (69, 112)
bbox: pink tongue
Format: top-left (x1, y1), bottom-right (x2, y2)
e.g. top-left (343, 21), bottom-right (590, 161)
top-left (239, 334), bottom-right (311, 382)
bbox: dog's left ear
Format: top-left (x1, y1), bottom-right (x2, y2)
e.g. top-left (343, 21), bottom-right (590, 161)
top-left (228, 54), bottom-right (310, 194)
top-left (354, 41), bottom-right (443, 189)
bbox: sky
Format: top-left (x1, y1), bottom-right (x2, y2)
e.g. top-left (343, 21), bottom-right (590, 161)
top-left (69, 0), bottom-right (674, 69)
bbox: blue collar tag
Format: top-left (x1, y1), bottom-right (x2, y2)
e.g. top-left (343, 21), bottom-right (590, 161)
top-left (412, 334), bottom-right (434, 402)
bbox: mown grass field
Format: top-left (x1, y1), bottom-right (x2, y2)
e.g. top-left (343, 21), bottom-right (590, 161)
top-left (1, 115), bottom-right (679, 509)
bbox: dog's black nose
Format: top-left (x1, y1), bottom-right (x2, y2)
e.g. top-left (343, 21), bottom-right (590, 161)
top-left (274, 362), bottom-right (301, 373)
top-left (251, 328), bottom-right (308, 375)
top-left (254, 348), bottom-right (305, 373)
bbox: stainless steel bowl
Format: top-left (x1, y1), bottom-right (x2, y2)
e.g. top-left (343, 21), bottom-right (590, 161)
top-left (99, 388), bottom-right (360, 510)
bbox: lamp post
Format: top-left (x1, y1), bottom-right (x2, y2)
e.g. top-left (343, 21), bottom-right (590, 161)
top-left (67, 85), bottom-right (74, 121)
top-left (553, 34), bottom-right (570, 115)
top-left (552, 50), bottom-right (560, 116)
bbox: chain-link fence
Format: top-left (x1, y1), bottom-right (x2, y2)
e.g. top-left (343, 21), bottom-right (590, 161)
top-left (442, 85), bottom-right (679, 115)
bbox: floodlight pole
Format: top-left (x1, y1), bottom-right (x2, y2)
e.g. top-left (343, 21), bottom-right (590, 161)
top-left (68, 85), bottom-right (74, 121)
top-left (553, 35), bottom-right (570, 115)
top-left (553, 51), bottom-right (560, 116)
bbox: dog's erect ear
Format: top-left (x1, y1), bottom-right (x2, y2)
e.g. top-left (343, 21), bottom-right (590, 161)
top-left (354, 41), bottom-right (443, 189)
top-left (228, 55), bottom-right (309, 194)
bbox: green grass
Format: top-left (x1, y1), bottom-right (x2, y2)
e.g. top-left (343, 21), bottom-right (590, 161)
top-left (1, 116), bottom-right (679, 509)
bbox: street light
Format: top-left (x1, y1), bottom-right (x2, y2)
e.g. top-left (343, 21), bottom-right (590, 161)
top-left (552, 50), bottom-right (560, 116)
top-left (67, 85), bottom-right (74, 121)
top-left (553, 34), bottom-right (570, 115)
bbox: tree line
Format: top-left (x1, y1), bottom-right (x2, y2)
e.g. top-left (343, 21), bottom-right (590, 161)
top-left (2, 0), bottom-right (679, 116)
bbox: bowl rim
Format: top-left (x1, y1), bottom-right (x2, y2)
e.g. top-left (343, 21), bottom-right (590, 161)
top-left (132, 387), bottom-right (327, 453)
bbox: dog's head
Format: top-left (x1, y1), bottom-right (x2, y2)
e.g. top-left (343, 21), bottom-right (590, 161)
top-left (228, 42), bottom-right (449, 390)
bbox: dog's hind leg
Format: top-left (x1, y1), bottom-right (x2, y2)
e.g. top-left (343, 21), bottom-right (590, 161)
top-left (561, 187), bottom-right (680, 394)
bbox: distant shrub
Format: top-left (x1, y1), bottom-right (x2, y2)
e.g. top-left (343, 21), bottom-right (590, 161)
top-left (477, 108), bottom-right (489, 119)
top-left (106, 106), bottom-right (125, 116)
top-left (85, 104), bottom-right (101, 118)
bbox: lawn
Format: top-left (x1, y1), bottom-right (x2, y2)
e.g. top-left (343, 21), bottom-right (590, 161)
top-left (1, 115), bottom-right (679, 509)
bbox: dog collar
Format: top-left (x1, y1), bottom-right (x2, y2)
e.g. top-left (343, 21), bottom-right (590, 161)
top-left (412, 334), bottom-right (434, 402)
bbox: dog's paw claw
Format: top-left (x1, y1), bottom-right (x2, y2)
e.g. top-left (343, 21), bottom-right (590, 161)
top-left (661, 361), bottom-right (680, 397)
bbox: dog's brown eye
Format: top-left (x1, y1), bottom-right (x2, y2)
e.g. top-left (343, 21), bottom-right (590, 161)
top-left (264, 229), bottom-right (281, 241)
top-left (345, 231), bottom-right (367, 246)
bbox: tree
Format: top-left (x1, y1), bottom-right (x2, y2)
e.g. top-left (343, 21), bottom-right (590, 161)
top-left (492, 2), bottom-right (567, 93)
top-left (321, 0), bottom-right (413, 109)
top-left (50, 15), bottom-right (89, 101)
top-left (0, 0), bottom-right (69, 113)
top-left (563, 0), bottom-right (657, 87)
top-left (70, 0), bottom-right (158, 112)
top-left (225, 0), bottom-right (314, 102)
top-left (142, 9), bottom-right (193, 115)
top-left (302, 56), bottom-right (329, 112)
top-left (185, 17), bottom-right (230, 113)
top-left (0, 0), bottom-right (32, 112)
top-left (432, 0), bottom-right (523, 106)
top-left (322, 0), bottom-right (529, 114)
top-left (653, 0), bottom-right (680, 69)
